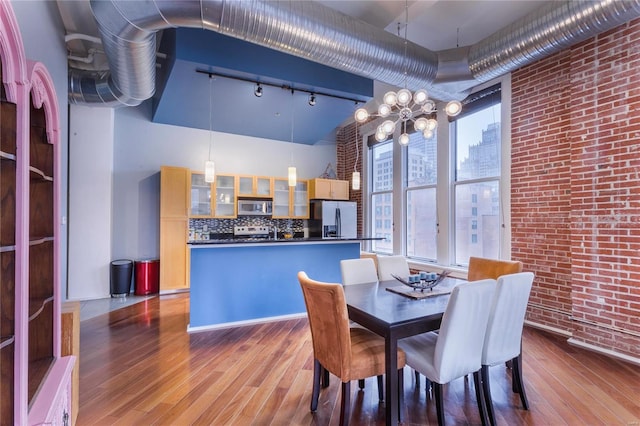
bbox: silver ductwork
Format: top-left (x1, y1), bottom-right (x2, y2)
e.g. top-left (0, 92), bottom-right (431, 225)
top-left (69, 0), bottom-right (640, 107)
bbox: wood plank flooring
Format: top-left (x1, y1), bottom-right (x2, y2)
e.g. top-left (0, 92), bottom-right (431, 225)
top-left (77, 293), bottom-right (640, 425)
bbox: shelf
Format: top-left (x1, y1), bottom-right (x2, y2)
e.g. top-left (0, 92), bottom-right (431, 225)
top-left (0, 151), bottom-right (16, 161)
top-left (28, 296), bottom-right (54, 321)
top-left (28, 356), bottom-right (55, 405)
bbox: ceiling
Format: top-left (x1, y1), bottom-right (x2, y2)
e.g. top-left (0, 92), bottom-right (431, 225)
top-left (58, 0), bottom-right (549, 145)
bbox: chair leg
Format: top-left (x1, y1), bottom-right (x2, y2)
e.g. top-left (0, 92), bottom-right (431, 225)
top-left (414, 369), bottom-right (420, 387)
top-left (377, 375), bottom-right (384, 401)
top-left (473, 370), bottom-right (489, 426)
top-left (433, 383), bottom-right (445, 426)
top-left (340, 381), bottom-right (351, 426)
top-left (311, 359), bottom-right (321, 412)
top-left (398, 368), bottom-right (404, 423)
top-left (322, 365), bottom-right (330, 388)
top-left (481, 365), bottom-right (496, 426)
top-left (512, 354), bottom-right (529, 410)
top-left (358, 379), bottom-right (365, 390)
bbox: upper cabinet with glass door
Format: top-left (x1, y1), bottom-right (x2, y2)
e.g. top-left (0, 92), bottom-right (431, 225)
top-left (189, 172), bottom-right (212, 217)
top-left (273, 178), bottom-right (309, 218)
top-left (213, 174), bottom-right (237, 218)
top-left (238, 176), bottom-right (272, 198)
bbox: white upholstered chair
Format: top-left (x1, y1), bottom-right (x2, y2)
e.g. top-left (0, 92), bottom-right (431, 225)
top-left (399, 279), bottom-right (497, 426)
top-left (340, 258), bottom-right (379, 286)
top-left (481, 272), bottom-right (534, 426)
top-left (376, 255), bottom-right (410, 281)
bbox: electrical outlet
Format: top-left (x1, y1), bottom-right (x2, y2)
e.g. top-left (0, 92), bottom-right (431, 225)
top-left (596, 296), bottom-right (605, 304)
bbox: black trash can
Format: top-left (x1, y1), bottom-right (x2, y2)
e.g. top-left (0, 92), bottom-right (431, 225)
top-left (110, 259), bottom-right (133, 297)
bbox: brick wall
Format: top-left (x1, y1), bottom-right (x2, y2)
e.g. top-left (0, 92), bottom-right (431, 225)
top-left (336, 123), bottom-right (363, 235)
top-left (512, 19), bottom-right (640, 358)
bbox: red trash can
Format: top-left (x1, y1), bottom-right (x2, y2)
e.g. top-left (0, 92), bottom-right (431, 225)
top-left (134, 259), bottom-right (159, 295)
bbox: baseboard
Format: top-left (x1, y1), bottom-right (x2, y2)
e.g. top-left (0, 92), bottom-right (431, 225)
top-left (187, 312), bottom-right (307, 333)
top-left (524, 320), bottom-right (572, 338)
top-left (567, 338), bottom-right (640, 367)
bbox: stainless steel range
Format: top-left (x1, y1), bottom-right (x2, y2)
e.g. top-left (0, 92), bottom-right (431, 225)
top-left (233, 225), bottom-right (271, 239)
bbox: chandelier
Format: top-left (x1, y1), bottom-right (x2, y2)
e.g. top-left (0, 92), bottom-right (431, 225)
top-left (354, 90), bottom-right (462, 145)
top-left (353, 1), bottom-right (462, 145)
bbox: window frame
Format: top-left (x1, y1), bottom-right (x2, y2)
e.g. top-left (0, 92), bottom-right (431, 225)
top-left (362, 76), bottom-right (512, 271)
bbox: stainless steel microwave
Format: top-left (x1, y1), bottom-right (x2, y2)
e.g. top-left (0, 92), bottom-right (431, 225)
top-left (237, 199), bottom-right (273, 216)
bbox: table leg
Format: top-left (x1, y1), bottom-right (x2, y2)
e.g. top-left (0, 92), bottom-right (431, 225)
top-left (385, 334), bottom-right (399, 426)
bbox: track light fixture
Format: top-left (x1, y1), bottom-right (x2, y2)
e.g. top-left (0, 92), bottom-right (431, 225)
top-left (308, 94), bottom-right (316, 106)
top-left (254, 83), bottom-right (263, 97)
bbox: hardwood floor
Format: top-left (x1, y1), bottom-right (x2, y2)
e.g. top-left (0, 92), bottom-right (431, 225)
top-left (77, 293), bottom-right (640, 425)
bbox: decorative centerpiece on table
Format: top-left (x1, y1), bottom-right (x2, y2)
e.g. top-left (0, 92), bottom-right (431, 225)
top-left (386, 270), bottom-right (453, 299)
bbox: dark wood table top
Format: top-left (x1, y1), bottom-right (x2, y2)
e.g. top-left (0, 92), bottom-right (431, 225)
top-left (343, 277), bottom-right (464, 336)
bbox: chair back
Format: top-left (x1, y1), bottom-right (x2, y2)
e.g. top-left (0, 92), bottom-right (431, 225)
top-left (467, 256), bottom-right (523, 281)
top-left (433, 279), bottom-right (496, 383)
top-left (376, 255), bottom-right (410, 281)
top-left (482, 272), bottom-right (534, 366)
top-left (298, 271), bottom-right (351, 381)
top-left (340, 258), bottom-right (378, 286)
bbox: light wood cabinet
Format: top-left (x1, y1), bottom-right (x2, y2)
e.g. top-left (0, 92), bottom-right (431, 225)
top-left (189, 171), bottom-right (211, 217)
top-left (308, 178), bottom-right (350, 200)
top-left (160, 166), bottom-right (189, 217)
top-left (61, 302), bottom-right (80, 426)
top-left (273, 178), bottom-right (309, 218)
top-left (213, 174), bottom-right (237, 218)
top-left (160, 166), bottom-right (189, 291)
top-left (238, 175), bottom-right (272, 198)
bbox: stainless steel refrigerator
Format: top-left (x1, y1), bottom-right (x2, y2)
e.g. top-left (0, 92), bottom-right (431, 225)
top-left (309, 200), bottom-right (357, 239)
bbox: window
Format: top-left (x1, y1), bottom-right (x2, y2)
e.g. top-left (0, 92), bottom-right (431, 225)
top-left (370, 140), bottom-right (393, 254)
top-left (406, 130), bottom-right (438, 261)
top-left (365, 82), bottom-right (505, 268)
top-left (453, 87), bottom-right (502, 265)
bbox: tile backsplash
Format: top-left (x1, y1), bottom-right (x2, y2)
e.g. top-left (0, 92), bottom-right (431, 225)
top-left (189, 217), bottom-right (305, 239)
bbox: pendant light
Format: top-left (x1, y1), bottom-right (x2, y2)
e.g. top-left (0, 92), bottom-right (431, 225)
top-left (204, 75), bottom-right (215, 183)
top-left (288, 89), bottom-right (297, 187)
top-left (352, 120), bottom-right (361, 190)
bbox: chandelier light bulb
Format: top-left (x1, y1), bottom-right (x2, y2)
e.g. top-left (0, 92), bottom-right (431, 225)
top-left (421, 99), bottom-right (436, 114)
top-left (423, 129), bottom-right (434, 139)
top-left (381, 119), bottom-right (396, 135)
top-left (445, 100), bottom-right (463, 116)
top-left (375, 128), bottom-right (387, 142)
top-left (427, 118), bottom-right (438, 131)
top-left (414, 117), bottom-right (428, 131)
top-left (355, 108), bottom-right (369, 122)
top-left (413, 89), bottom-right (428, 105)
top-left (383, 91), bottom-right (398, 106)
top-left (399, 133), bottom-right (410, 145)
top-left (378, 103), bottom-right (392, 117)
top-left (396, 89), bottom-right (412, 106)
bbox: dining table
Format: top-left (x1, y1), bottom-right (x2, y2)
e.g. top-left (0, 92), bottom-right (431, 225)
top-left (343, 276), bottom-right (464, 426)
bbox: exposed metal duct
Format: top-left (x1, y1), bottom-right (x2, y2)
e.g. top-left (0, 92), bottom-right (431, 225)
top-left (69, 0), bottom-right (640, 107)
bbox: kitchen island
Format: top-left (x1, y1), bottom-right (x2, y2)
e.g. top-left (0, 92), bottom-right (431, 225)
top-left (187, 239), bottom-right (362, 332)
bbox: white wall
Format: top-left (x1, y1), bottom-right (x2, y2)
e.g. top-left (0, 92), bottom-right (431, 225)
top-left (68, 106), bottom-right (114, 300)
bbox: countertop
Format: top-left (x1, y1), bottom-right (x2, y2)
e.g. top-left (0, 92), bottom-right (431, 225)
top-left (188, 236), bottom-right (381, 245)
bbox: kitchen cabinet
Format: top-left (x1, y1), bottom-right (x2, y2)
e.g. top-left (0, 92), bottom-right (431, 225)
top-left (213, 174), bottom-right (237, 218)
top-left (189, 171), bottom-right (212, 217)
top-left (273, 178), bottom-right (309, 218)
top-left (0, 11), bottom-right (74, 423)
top-left (238, 175), bottom-right (272, 198)
top-left (160, 166), bottom-right (189, 291)
top-left (308, 178), bottom-right (350, 200)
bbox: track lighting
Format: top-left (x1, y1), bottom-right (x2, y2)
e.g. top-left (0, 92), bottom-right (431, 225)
top-left (308, 94), bottom-right (316, 106)
top-left (254, 83), bottom-right (263, 97)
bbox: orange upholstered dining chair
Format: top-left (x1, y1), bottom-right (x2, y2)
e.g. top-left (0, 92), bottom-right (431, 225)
top-left (298, 271), bottom-right (406, 425)
top-left (467, 256), bottom-right (523, 281)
